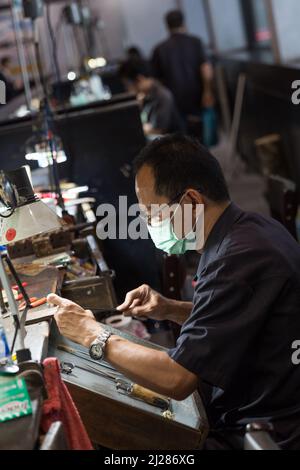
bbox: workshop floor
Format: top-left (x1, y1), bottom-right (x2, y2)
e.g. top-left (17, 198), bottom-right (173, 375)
top-left (211, 136), bottom-right (270, 216)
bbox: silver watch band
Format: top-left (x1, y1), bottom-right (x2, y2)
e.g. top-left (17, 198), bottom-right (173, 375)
top-left (93, 329), bottom-right (111, 351)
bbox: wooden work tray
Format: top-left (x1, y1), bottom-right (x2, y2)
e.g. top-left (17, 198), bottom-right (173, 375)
top-left (61, 275), bottom-right (117, 313)
top-left (48, 324), bottom-right (209, 450)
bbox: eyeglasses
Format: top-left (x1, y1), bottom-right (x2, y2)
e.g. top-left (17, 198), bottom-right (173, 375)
top-left (139, 192), bottom-right (184, 227)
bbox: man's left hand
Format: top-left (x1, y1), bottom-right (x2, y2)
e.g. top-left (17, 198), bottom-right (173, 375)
top-left (47, 294), bottom-right (102, 348)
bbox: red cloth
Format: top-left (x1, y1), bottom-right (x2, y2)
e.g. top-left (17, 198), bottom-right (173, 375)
top-left (41, 357), bottom-right (93, 450)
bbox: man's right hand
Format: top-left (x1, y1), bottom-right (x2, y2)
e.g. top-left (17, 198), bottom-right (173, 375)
top-left (117, 284), bottom-right (170, 321)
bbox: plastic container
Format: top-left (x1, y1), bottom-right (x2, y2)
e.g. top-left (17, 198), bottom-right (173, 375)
top-left (202, 107), bottom-right (218, 148)
top-left (0, 321), bottom-right (10, 365)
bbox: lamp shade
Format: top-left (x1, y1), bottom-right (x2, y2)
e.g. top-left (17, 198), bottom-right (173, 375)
top-left (0, 167), bottom-right (63, 245)
top-left (0, 200), bottom-right (62, 245)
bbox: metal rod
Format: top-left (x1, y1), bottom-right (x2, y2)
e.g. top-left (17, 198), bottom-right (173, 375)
top-left (0, 281), bottom-right (7, 314)
top-left (57, 343), bottom-right (117, 373)
top-left (61, 360), bottom-right (118, 382)
top-left (33, 20), bottom-right (47, 100)
top-left (5, 255), bottom-right (31, 308)
top-left (28, 22), bottom-right (42, 91)
top-left (264, 0), bottom-right (281, 64)
top-left (203, 0), bottom-right (218, 54)
top-left (215, 64), bottom-right (232, 135)
top-left (0, 255), bottom-right (25, 350)
top-left (32, 19), bottom-right (65, 211)
top-left (62, 22), bottom-right (74, 72)
top-left (11, 2), bottom-right (32, 112)
top-left (74, 363), bottom-right (118, 381)
top-left (227, 73), bottom-right (247, 179)
top-left (86, 235), bottom-right (109, 273)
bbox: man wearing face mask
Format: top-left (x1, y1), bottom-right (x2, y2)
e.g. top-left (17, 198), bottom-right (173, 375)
top-left (48, 135), bottom-right (300, 450)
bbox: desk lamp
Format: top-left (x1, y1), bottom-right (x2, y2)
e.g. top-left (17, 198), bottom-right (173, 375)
top-left (0, 166), bottom-right (62, 363)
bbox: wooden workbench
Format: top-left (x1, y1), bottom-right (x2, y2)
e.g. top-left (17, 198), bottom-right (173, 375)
top-left (2, 262), bottom-right (209, 450)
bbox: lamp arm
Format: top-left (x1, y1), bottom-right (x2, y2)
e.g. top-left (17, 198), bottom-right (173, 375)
top-left (0, 255), bottom-right (26, 350)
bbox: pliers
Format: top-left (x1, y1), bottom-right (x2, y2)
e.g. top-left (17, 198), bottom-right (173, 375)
top-left (19, 297), bottom-right (47, 310)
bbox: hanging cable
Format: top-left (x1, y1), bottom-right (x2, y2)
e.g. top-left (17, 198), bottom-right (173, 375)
top-left (46, 3), bottom-right (61, 84)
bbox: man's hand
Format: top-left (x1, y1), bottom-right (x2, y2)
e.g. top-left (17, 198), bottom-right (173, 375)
top-left (202, 91), bottom-right (215, 108)
top-left (47, 294), bottom-right (102, 348)
top-left (48, 293), bottom-right (198, 400)
top-left (201, 62), bottom-right (215, 108)
top-left (117, 284), bottom-right (170, 320)
top-left (117, 285), bottom-right (193, 325)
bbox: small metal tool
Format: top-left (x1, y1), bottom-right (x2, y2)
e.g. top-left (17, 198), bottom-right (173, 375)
top-left (57, 343), bottom-right (117, 373)
top-left (60, 361), bottom-right (171, 411)
top-left (116, 379), bottom-right (171, 411)
top-left (60, 360), bottom-right (121, 382)
top-left (60, 361), bottom-right (74, 375)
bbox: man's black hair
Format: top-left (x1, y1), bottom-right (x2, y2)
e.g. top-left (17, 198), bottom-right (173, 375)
top-left (134, 134), bottom-right (230, 203)
top-left (0, 56), bottom-right (11, 68)
top-left (127, 46), bottom-right (143, 60)
top-left (119, 58), bottom-right (150, 82)
top-left (165, 10), bottom-right (184, 31)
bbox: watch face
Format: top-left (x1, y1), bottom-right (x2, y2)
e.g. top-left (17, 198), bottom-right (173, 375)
top-left (90, 343), bottom-right (103, 361)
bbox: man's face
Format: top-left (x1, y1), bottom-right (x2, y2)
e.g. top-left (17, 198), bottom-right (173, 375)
top-left (135, 165), bottom-right (205, 241)
top-left (136, 165), bottom-right (169, 214)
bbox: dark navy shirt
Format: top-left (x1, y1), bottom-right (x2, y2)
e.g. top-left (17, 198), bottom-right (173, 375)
top-left (169, 203), bottom-right (300, 449)
top-left (152, 33), bottom-right (206, 116)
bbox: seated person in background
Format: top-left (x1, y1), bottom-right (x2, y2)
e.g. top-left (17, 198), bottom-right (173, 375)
top-left (119, 59), bottom-right (184, 136)
top-left (0, 56), bottom-right (20, 102)
top-left (126, 46), bottom-right (150, 74)
top-left (127, 46), bottom-right (144, 61)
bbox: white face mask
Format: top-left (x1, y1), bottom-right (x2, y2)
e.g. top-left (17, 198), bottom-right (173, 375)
top-left (147, 195), bottom-right (204, 255)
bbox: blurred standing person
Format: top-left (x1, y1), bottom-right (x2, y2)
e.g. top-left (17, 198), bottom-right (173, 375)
top-left (152, 10), bottom-right (215, 137)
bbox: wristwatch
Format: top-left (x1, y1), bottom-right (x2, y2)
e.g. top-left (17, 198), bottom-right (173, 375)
top-left (89, 329), bottom-right (111, 361)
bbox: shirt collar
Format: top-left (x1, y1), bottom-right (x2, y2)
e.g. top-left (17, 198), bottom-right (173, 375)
top-left (197, 202), bottom-right (244, 276)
